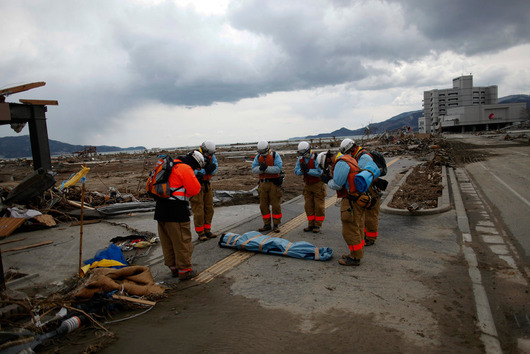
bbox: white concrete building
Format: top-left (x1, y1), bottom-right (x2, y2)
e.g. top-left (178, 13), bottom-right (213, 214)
top-left (419, 75), bottom-right (527, 133)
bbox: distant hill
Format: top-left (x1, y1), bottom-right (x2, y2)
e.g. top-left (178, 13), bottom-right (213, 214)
top-left (297, 94), bottom-right (530, 140)
top-left (300, 110), bottom-right (423, 140)
top-left (498, 94), bottom-right (530, 107)
top-left (0, 135), bottom-right (145, 159)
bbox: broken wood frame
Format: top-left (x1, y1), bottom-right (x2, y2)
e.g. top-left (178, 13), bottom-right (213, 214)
top-left (0, 81), bottom-right (56, 171)
top-left (0, 102), bottom-right (53, 171)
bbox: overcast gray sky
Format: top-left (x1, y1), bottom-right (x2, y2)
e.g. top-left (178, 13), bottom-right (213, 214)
top-left (1, 0), bottom-right (529, 149)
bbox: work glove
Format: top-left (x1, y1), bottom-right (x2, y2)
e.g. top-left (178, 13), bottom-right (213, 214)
top-left (205, 163), bottom-right (216, 174)
top-left (374, 178), bottom-right (388, 191)
top-left (259, 162), bottom-right (267, 171)
top-left (320, 174), bottom-right (332, 184)
top-left (300, 163), bottom-right (309, 173)
top-left (196, 172), bottom-right (204, 182)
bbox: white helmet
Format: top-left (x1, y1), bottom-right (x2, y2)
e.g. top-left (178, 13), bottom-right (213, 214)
top-left (257, 140), bottom-right (270, 155)
top-left (191, 150), bottom-right (205, 168)
top-left (200, 140), bottom-right (216, 157)
top-left (316, 152), bottom-right (327, 169)
top-left (297, 141), bottom-right (311, 157)
top-left (339, 138), bottom-right (355, 154)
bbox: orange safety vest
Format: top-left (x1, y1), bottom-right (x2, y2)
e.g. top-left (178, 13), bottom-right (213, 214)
top-left (299, 153), bottom-right (321, 185)
top-left (168, 159), bottom-right (201, 201)
top-left (333, 154), bottom-right (360, 199)
top-left (258, 152), bottom-right (281, 180)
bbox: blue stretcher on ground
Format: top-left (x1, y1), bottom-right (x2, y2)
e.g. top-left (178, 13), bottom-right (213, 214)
top-left (218, 231), bottom-right (333, 261)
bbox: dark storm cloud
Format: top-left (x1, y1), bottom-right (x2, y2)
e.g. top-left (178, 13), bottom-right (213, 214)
top-left (1, 0), bottom-right (529, 147)
top-left (110, 1), bottom-right (369, 106)
top-left (392, 0), bottom-right (530, 55)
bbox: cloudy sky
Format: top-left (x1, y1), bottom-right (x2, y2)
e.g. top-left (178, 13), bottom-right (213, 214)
top-left (1, 0), bottom-right (529, 149)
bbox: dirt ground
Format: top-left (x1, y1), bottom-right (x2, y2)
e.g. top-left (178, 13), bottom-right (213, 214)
top-left (0, 136), bottom-right (458, 222)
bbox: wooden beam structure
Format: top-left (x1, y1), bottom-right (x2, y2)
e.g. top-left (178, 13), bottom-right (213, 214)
top-left (19, 99), bottom-right (58, 106)
top-left (0, 82), bottom-right (46, 97)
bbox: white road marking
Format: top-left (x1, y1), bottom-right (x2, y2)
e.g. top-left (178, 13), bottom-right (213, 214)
top-left (479, 162), bottom-right (530, 208)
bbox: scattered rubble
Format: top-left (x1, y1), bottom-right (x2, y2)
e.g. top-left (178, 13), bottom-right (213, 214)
top-left (0, 135), bottom-right (470, 231)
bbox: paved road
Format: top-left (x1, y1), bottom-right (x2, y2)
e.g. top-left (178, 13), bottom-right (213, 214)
top-left (98, 152), bottom-right (490, 353)
top-left (446, 134), bottom-right (530, 354)
top-left (450, 134), bottom-right (530, 259)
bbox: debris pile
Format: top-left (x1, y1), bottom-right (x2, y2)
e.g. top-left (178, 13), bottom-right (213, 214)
top-left (0, 265), bottom-right (167, 353)
top-left (0, 233), bottom-right (167, 353)
top-left (388, 160), bottom-right (443, 210)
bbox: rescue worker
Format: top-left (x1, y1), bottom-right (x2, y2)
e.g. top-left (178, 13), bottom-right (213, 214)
top-left (324, 139), bottom-right (379, 266)
top-left (294, 141), bottom-right (326, 233)
top-left (251, 140), bottom-right (283, 233)
top-left (154, 150), bottom-right (205, 280)
top-left (190, 140), bottom-right (218, 241)
top-left (346, 139), bottom-right (388, 246)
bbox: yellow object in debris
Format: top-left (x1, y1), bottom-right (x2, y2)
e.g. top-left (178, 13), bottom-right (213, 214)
top-left (62, 166), bottom-right (90, 189)
top-left (80, 259), bottom-right (127, 277)
top-left (133, 241), bottom-right (154, 249)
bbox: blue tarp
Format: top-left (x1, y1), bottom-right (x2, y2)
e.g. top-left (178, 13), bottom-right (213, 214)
top-left (219, 231), bottom-right (333, 261)
top-left (83, 243), bottom-right (128, 270)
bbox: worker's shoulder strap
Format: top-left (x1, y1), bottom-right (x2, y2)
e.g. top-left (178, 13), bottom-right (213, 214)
top-left (353, 148), bottom-right (368, 161)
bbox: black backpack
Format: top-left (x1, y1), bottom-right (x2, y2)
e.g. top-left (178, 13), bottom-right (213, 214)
top-left (368, 150), bottom-right (387, 177)
top-left (356, 150), bottom-right (387, 177)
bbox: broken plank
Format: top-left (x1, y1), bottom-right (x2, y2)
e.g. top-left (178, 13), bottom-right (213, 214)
top-left (0, 217), bottom-right (26, 238)
top-left (70, 219), bottom-right (102, 227)
top-left (0, 237), bottom-right (26, 246)
top-left (2, 240), bottom-right (53, 253)
top-left (66, 200), bottom-right (95, 210)
top-left (111, 294), bottom-right (156, 306)
top-left (19, 99), bottom-right (59, 106)
top-left (0, 82), bottom-right (46, 96)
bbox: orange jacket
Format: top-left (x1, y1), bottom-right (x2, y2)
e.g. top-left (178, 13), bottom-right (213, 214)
top-left (169, 159), bottom-right (201, 200)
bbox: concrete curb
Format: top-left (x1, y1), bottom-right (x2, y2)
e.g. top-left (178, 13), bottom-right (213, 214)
top-left (449, 167), bottom-right (502, 353)
top-left (380, 165), bottom-right (451, 215)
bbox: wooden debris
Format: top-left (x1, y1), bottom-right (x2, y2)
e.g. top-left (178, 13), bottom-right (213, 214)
top-left (32, 214), bottom-right (56, 227)
top-left (70, 219), bottom-right (102, 227)
top-left (66, 199), bottom-right (95, 210)
top-left (0, 218), bottom-right (26, 238)
top-left (19, 99), bottom-right (58, 106)
top-left (0, 237), bottom-right (26, 246)
top-left (3, 240), bottom-right (53, 253)
top-left (0, 82), bottom-right (45, 96)
top-left (112, 294), bottom-right (156, 306)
